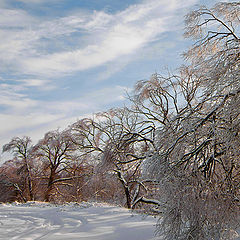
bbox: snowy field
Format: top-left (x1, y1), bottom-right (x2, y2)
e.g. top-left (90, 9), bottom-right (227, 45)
top-left (0, 202), bottom-right (159, 240)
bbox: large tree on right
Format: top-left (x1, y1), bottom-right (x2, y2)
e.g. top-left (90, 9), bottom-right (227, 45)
top-left (137, 2), bottom-right (240, 239)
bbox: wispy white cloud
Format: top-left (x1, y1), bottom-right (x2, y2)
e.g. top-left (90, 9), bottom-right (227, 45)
top-left (0, 83), bottom-right (127, 137)
top-left (18, 79), bottom-right (47, 87)
top-left (97, 59), bottom-right (131, 82)
top-left (0, 0), bottom-right (197, 78)
top-left (44, 85), bottom-right (129, 116)
top-left (0, 8), bottom-right (35, 27)
top-left (16, 0), bottom-right (63, 4)
top-left (0, 112), bottom-right (62, 135)
top-left (19, 9), bottom-right (166, 76)
top-left (17, 79), bottom-right (56, 91)
top-left (0, 83), bottom-right (37, 112)
top-left (0, 78), bottom-right (55, 114)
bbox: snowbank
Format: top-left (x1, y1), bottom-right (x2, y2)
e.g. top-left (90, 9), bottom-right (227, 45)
top-left (0, 202), bottom-right (159, 240)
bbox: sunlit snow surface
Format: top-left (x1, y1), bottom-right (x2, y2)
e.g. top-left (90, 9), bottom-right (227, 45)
top-left (0, 202), bottom-right (159, 240)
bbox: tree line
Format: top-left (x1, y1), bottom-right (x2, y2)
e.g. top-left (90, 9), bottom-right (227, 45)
top-left (1, 2), bottom-right (239, 239)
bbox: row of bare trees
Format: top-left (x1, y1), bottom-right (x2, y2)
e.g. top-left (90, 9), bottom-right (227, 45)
top-left (0, 107), bottom-right (157, 205)
top-left (0, 2), bottom-right (239, 239)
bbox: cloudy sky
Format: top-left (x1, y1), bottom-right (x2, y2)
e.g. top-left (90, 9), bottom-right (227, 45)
top-left (0, 0), bottom-right (225, 162)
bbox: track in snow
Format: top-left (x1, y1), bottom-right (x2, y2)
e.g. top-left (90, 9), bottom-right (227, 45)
top-left (0, 202), bottom-right (159, 240)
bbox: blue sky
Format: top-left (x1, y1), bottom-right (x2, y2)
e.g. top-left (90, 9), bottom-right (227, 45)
top-left (0, 0), bottom-right (226, 161)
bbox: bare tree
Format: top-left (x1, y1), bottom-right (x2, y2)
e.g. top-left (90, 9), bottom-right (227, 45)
top-left (2, 136), bottom-right (34, 201)
top-left (33, 129), bottom-right (77, 202)
top-left (71, 107), bottom-right (156, 208)
top-left (0, 160), bottom-right (28, 202)
top-left (134, 2), bottom-right (240, 239)
top-left (54, 155), bottom-right (94, 203)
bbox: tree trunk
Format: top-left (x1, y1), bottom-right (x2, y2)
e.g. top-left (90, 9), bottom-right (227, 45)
top-left (124, 185), bottom-right (132, 209)
top-left (44, 169), bottom-right (55, 202)
top-left (116, 170), bottom-right (132, 209)
top-left (13, 183), bottom-right (27, 203)
top-left (24, 158), bottom-right (34, 201)
top-left (28, 178), bottom-right (34, 201)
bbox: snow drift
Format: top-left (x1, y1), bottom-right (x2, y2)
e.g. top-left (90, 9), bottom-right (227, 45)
top-left (0, 202), bottom-right (159, 240)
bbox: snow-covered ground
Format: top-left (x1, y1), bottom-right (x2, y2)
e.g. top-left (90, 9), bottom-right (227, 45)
top-left (0, 202), bottom-right (159, 240)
